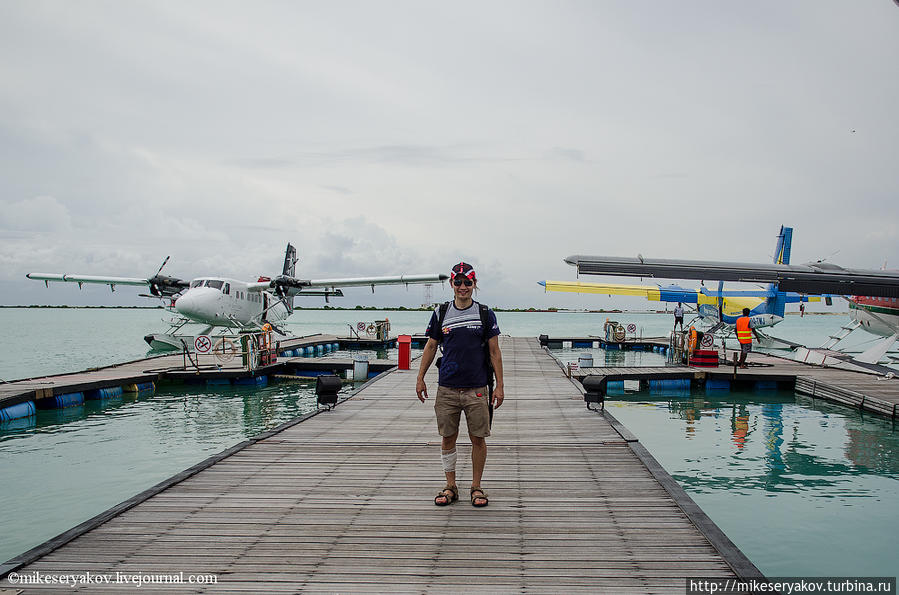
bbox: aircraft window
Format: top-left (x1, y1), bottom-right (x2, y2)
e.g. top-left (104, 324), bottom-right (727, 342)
top-left (205, 280), bottom-right (224, 290)
top-left (190, 280), bottom-right (203, 288)
top-left (223, 283), bottom-right (230, 295)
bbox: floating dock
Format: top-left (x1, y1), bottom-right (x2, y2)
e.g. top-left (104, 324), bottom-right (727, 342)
top-left (1, 337), bottom-right (760, 592)
top-left (565, 349), bottom-right (899, 418)
top-left (0, 334), bottom-right (397, 417)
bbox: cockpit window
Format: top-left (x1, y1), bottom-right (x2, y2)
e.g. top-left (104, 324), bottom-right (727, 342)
top-left (190, 280), bottom-right (203, 288)
top-left (223, 283), bottom-right (230, 295)
top-left (205, 280), bottom-right (224, 290)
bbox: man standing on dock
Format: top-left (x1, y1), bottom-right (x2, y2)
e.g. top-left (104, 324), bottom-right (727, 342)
top-left (673, 302), bottom-right (684, 331)
top-left (416, 262), bottom-right (505, 508)
top-left (735, 307), bottom-right (753, 368)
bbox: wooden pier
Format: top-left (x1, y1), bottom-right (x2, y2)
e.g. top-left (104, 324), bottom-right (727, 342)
top-left (1, 337), bottom-right (759, 593)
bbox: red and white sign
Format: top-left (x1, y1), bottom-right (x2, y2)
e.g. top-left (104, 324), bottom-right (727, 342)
top-left (626, 323), bottom-right (637, 333)
top-left (195, 335), bottom-right (212, 353)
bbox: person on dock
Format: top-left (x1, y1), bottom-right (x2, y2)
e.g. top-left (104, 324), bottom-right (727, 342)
top-left (416, 262), bottom-right (505, 508)
top-left (735, 307), bottom-right (753, 368)
top-left (673, 302), bottom-right (684, 331)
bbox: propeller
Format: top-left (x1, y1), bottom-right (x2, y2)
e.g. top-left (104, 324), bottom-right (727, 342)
top-left (147, 256), bottom-right (188, 297)
top-left (153, 256), bottom-right (171, 278)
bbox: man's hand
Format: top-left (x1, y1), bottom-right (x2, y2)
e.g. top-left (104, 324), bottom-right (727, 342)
top-left (491, 384), bottom-right (505, 409)
top-left (416, 377), bottom-right (428, 402)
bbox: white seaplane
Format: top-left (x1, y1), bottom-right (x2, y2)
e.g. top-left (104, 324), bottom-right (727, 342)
top-left (27, 244), bottom-right (447, 351)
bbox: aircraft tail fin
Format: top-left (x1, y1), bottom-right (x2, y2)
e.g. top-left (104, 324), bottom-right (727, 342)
top-left (283, 244), bottom-right (298, 277)
top-left (774, 226), bottom-right (792, 265)
top-left (766, 226), bottom-right (792, 317)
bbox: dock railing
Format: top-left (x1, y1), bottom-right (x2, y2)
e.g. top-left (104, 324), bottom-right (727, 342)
top-left (178, 331), bottom-right (277, 373)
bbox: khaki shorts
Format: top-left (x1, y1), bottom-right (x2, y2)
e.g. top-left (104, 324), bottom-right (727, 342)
top-left (435, 385), bottom-right (490, 438)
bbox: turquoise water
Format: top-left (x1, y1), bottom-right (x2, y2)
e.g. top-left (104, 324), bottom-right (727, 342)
top-left (605, 392), bottom-right (899, 577)
top-left (0, 308), bottom-right (896, 578)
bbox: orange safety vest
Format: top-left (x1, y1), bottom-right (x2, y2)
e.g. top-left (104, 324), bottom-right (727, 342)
top-left (735, 316), bottom-right (752, 344)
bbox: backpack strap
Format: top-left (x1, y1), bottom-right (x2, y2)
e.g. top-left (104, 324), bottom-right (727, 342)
top-left (435, 301), bottom-right (451, 342)
top-left (478, 303), bottom-right (495, 390)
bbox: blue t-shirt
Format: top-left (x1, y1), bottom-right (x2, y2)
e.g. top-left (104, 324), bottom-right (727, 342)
top-left (425, 301), bottom-right (500, 388)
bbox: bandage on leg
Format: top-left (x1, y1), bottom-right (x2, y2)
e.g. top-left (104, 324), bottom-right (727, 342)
top-left (441, 448), bottom-right (457, 473)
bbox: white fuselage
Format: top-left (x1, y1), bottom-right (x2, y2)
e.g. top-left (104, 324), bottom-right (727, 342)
top-left (173, 277), bottom-right (289, 328)
top-left (849, 296), bottom-right (899, 338)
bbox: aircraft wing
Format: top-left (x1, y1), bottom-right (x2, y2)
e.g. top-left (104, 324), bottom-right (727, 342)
top-left (27, 273), bottom-right (150, 287)
top-left (540, 281), bottom-right (699, 303)
top-left (256, 273), bottom-right (449, 296)
top-left (564, 255), bottom-right (899, 298)
top-left (26, 272), bottom-right (189, 296)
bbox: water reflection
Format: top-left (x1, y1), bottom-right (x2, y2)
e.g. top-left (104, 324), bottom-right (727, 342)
top-left (606, 391), bottom-right (898, 576)
top-left (611, 392), bottom-right (899, 494)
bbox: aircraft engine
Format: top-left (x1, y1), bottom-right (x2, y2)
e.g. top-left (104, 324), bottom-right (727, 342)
top-left (148, 275), bottom-right (189, 297)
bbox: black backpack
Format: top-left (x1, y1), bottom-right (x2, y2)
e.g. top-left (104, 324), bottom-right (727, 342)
top-left (435, 301), bottom-right (495, 395)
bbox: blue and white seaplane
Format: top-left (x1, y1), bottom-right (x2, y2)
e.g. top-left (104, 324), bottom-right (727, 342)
top-left (541, 227), bottom-right (819, 344)
top-left (27, 244), bottom-right (447, 351)
top-left (553, 227), bottom-right (899, 370)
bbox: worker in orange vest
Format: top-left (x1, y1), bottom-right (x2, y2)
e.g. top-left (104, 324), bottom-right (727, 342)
top-left (735, 308), bottom-right (753, 368)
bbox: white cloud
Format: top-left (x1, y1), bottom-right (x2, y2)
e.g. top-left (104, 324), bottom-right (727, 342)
top-left (0, 1), bottom-right (896, 308)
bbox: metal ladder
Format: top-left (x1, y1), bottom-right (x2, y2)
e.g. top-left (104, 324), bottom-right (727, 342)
top-left (821, 320), bottom-right (860, 350)
top-left (705, 321), bottom-right (729, 336)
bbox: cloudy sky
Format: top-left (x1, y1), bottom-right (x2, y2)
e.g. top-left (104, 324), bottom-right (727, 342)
top-left (1, 1), bottom-right (897, 310)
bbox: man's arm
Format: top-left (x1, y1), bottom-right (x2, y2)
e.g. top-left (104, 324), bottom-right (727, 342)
top-left (488, 335), bottom-right (505, 408)
top-left (416, 338), bottom-right (439, 402)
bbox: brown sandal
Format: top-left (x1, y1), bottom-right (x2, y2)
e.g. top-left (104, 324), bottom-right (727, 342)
top-left (434, 485), bottom-right (458, 506)
top-left (470, 487), bottom-right (488, 507)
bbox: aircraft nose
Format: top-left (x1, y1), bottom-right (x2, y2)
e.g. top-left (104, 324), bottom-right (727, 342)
top-left (175, 292), bottom-right (201, 318)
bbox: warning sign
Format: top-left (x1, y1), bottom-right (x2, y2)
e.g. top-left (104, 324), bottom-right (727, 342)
top-left (195, 335), bottom-right (212, 353)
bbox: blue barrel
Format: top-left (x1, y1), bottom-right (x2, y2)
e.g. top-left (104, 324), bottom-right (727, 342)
top-left (54, 392), bottom-right (84, 409)
top-left (649, 378), bottom-right (690, 396)
top-left (315, 344), bottom-right (324, 356)
top-left (1, 401), bottom-right (36, 421)
top-left (235, 375), bottom-right (267, 387)
top-left (572, 341), bottom-right (592, 348)
top-left (304, 346), bottom-right (313, 357)
top-left (125, 382), bottom-right (155, 393)
top-left (606, 380), bottom-right (626, 395)
top-left (88, 386), bottom-right (124, 399)
top-left (705, 379), bottom-right (731, 393)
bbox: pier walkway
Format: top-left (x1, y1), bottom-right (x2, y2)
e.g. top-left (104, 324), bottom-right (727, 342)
top-left (2, 337), bottom-right (756, 593)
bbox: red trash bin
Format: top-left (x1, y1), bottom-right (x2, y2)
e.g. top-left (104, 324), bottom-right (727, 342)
top-left (397, 335), bottom-right (412, 370)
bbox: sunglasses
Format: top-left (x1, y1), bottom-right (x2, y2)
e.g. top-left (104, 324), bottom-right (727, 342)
top-left (453, 278), bottom-right (474, 287)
